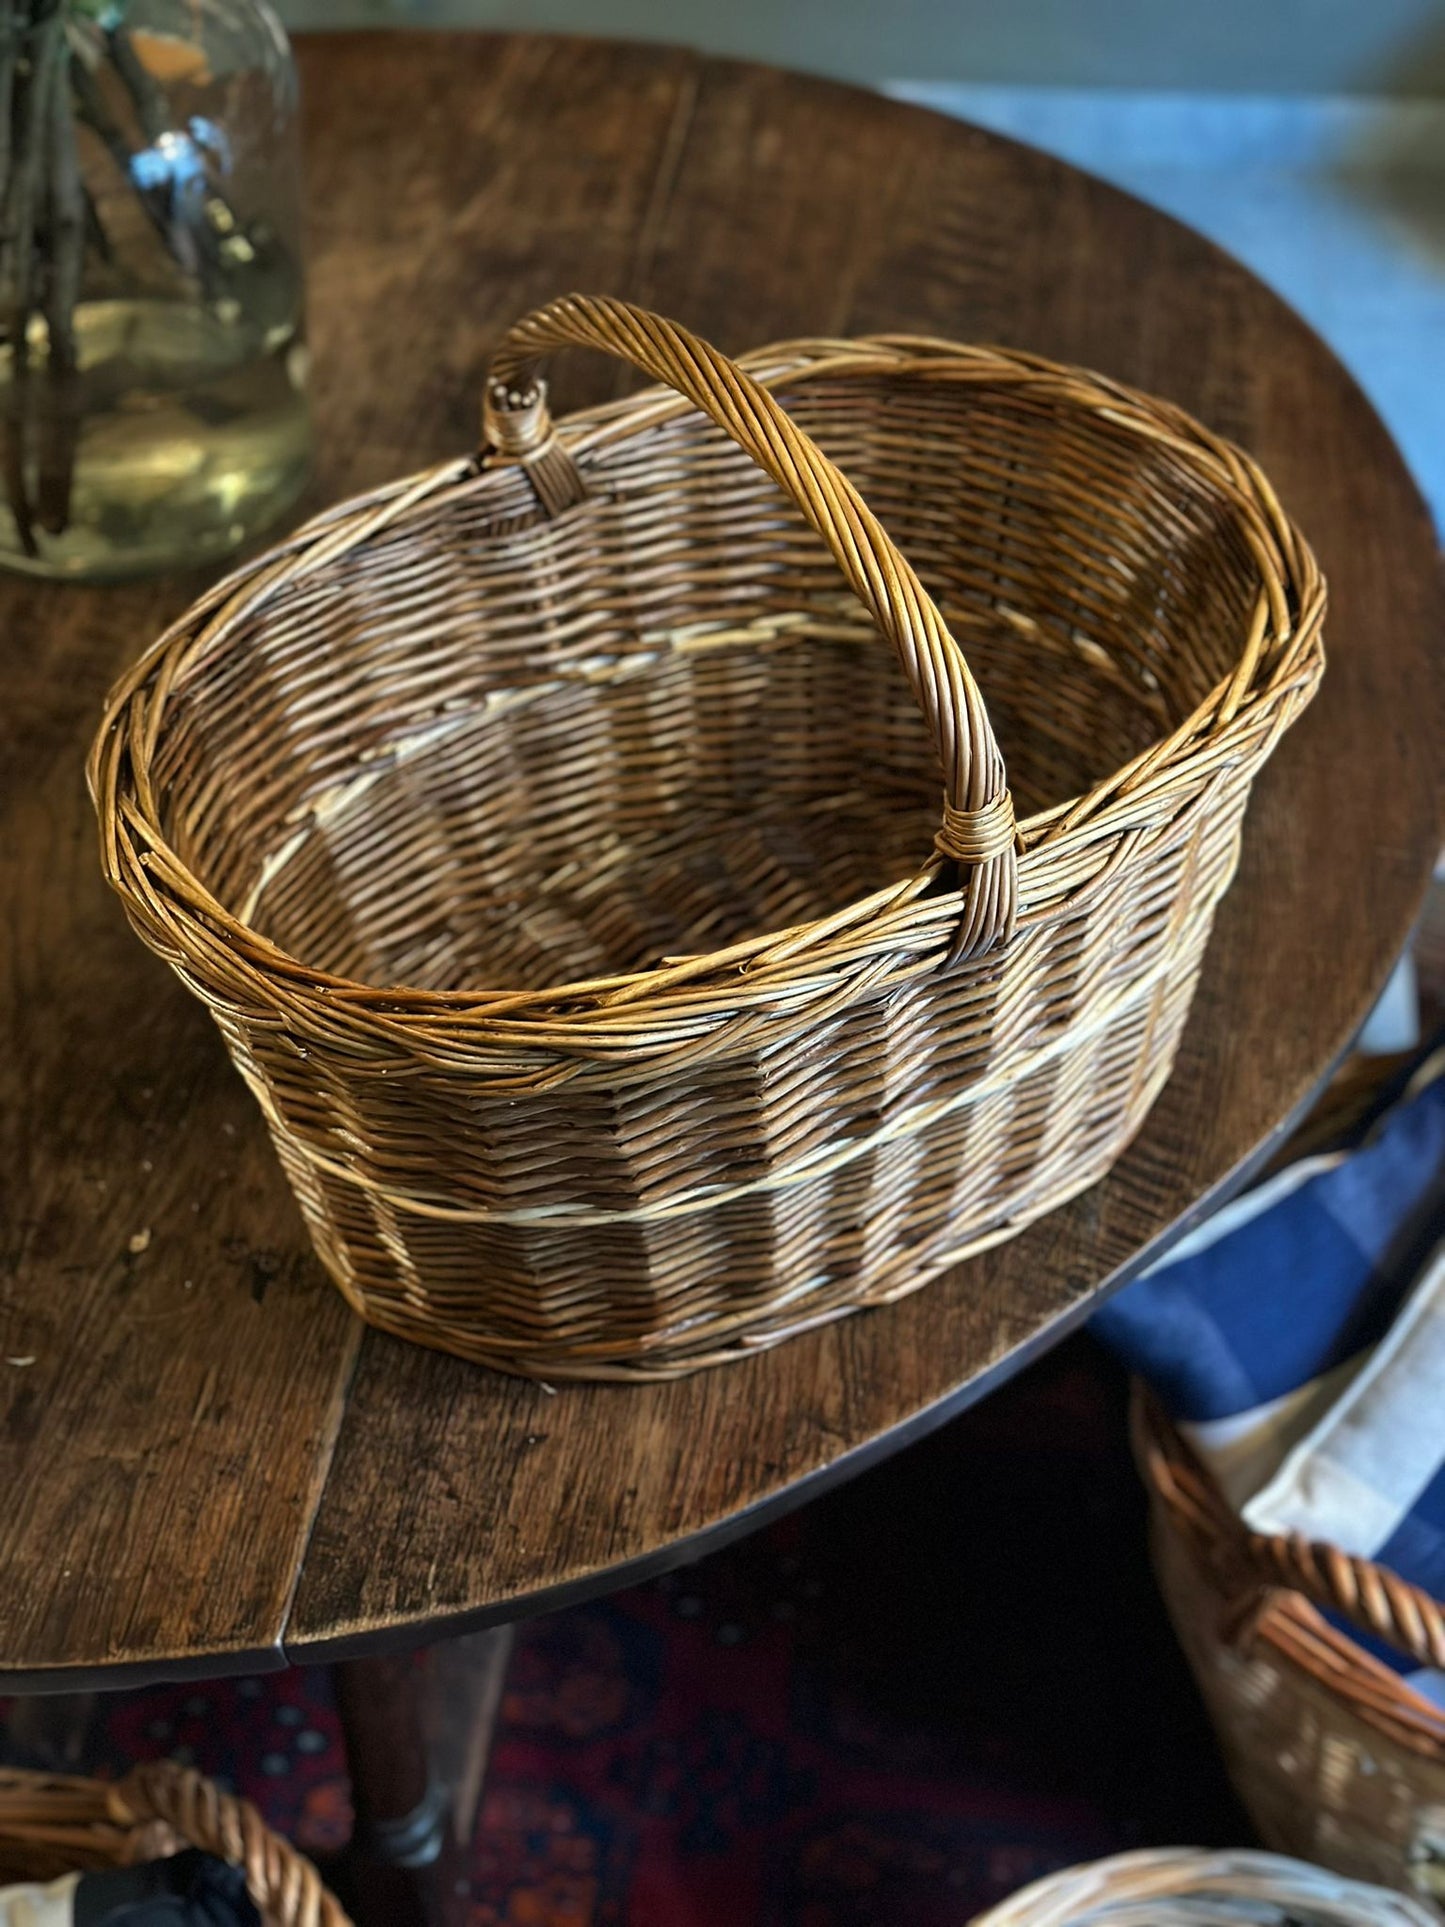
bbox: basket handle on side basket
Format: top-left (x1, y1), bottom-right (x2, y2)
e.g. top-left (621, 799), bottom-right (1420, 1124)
top-left (1134, 1386), bottom-right (1445, 1674)
top-left (110, 1762), bottom-right (353, 1927)
top-left (481, 293), bottom-right (1018, 962)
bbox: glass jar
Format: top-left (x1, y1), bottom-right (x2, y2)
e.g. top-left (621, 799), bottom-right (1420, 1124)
top-left (0, 0), bottom-right (311, 580)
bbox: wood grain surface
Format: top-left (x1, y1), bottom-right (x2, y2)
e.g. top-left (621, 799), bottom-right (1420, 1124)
top-left (1, 33), bottom-right (1440, 1687)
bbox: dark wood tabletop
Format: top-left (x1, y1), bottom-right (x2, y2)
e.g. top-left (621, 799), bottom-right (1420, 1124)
top-left (2, 32), bottom-right (1441, 1693)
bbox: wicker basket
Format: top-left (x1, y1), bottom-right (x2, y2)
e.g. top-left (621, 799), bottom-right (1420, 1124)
top-left (971, 1847), bottom-right (1437, 1926)
top-left (90, 295), bottom-right (1326, 1379)
top-left (0, 1761), bottom-right (349, 1926)
top-left (1136, 1389), bottom-right (1445, 1908)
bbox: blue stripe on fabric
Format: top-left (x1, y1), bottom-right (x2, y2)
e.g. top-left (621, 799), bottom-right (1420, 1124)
top-left (1322, 1609), bottom-right (1427, 1679)
top-left (1319, 1082), bottom-right (1445, 1274)
top-left (1322, 1608), bottom-right (1445, 1713)
top-left (1377, 1458), bottom-right (1445, 1603)
top-left (1092, 1066), bottom-right (1445, 1421)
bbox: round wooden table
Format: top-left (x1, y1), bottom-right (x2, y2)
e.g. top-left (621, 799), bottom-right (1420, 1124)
top-left (2, 33), bottom-right (1441, 1697)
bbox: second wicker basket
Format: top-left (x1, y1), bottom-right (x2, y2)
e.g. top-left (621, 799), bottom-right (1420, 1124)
top-left (1136, 1387), bottom-right (1445, 1905)
top-left (0, 1760), bottom-right (348, 1926)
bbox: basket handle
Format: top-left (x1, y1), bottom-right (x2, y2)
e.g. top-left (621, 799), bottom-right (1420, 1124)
top-left (111, 1762), bottom-right (352, 1927)
top-left (1226, 1520), bottom-right (1445, 1673)
top-left (1134, 1388), bottom-right (1445, 1673)
top-left (482, 293), bottom-right (1018, 960)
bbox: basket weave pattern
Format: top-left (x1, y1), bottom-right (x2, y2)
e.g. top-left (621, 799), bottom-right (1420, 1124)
top-left (0, 1762), bottom-right (349, 1927)
top-left (91, 297), bottom-right (1325, 1378)
top-left (1136, 1390), bottom-right (1445, 1905)
top-left (970, 1847), bottom-right (1438, 1925)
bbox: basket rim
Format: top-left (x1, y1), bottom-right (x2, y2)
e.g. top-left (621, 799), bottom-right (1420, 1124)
top-left (968, 1846), bottom-right (1440, 1925)
top-left (89, 333), bottom-right (1326, 1034)
top-left (1134, 1385), bottom-right (1445, 1750)
top-left (0, 1761), bottom-right (350, 1926)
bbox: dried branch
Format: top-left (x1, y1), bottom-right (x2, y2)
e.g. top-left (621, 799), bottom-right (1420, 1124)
top-left (0, 4), bottom-right (67, 557)
top-left (37, 6), bottom-right (81, 533)
top-left (0, 2), bottom-right (294, 552)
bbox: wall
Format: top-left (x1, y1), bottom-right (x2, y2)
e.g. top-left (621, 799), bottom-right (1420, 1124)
top-left (277, 0), bottom-right (1445, 96)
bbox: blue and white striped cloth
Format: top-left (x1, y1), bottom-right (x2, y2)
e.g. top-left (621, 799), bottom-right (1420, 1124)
top-left (1245, 1240), bottom-right (1445, 1599)
top-left (1094, 1041), bottom-right (1445, 1684)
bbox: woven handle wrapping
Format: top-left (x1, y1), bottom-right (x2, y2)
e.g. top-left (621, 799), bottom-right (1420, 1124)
top-left (1238, 1534), bottom-right (1445, 1673)
top-left (111, 1764), bottom-right (351, 1927)
top-left (1136, 1389), bottom-right (1445, 1673)
top-left (483, 294), bottom-right (1018, 960)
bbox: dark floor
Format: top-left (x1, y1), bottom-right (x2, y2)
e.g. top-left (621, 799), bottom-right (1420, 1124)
top-left (2, 1334), bottom-right (1247, 1924)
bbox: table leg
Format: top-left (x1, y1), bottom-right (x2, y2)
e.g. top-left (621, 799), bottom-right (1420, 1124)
top-left (431, 1626), bottom-right (516, 1853)
top-left (332, 1628), bottom-right (514, 1927)
top-left (332, 1652), bottom-right (443, 1927)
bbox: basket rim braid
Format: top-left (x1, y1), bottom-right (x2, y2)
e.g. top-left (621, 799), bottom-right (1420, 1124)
top-left (1134, 1386), bottom-right (1445, 1754)
top-left (85, 295), bottom-right (1327, 1378)
top-left (969, 1847), bottom-right (1439, 1925)
top-left (0, 1761), bottom-right (351, 1927)
top-left (90, 298), bottom-right (1324, 1043)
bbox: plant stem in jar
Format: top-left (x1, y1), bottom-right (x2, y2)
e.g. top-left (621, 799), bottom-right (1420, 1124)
top-left (37, 0), bottom-right (81, 533)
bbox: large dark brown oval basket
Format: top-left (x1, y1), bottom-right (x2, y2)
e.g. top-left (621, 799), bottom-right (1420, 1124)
top-left (90, 295), bottom-right (1326, 1380)
top-left (0, 1762), bottom-right (349, 1925)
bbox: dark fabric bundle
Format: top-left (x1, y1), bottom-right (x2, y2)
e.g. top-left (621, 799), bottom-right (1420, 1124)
top-left (2, 1851), bottom-right (261, 1927)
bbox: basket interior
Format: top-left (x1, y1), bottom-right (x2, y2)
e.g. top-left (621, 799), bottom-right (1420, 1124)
top-left (150, 370), bottom-right (1262, 994)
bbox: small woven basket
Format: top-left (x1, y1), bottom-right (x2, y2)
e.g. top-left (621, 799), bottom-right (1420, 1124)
top-left (1136, 1390), bottom-right (1445, 1908)
top-left (91, 295), bottom-right (1326, 1379)
top-left (0, 1761), bottom-right (350, 1926)
top-left (971, 1848), bottom-right (1437, 1926)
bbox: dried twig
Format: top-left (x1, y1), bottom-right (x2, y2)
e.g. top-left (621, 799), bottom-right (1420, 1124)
top-left (104, 19), bottom-right (166, 144)
top-left (37, 5), bottom-right (81, 532)
top-left (68, 40), bottom-right (180, 268)
top-left (0, 2), bottom-right (17, 219)
top-left (1, 2), bottom-right (290, 551)
top-left (0, 3), bottom-right (67, 556)
top-left (0, 0), bottom-right (24, 548)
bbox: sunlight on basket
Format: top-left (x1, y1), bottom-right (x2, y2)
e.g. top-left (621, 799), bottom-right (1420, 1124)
top-left (89, 294), bottom-right (1326, 1380)
top-left (971, 1848), bottom-right (1437, 1926)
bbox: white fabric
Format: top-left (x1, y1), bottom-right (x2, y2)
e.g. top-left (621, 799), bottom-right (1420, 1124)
top-left (1183, 1353), bottom-right (1371, 1512)
top-left (1246, 1241), bottom-right (1445, 1553)
top-left (0, 1873), bottom-right (79, 1927)
top-left (1358, 951), bottom-right (1420, 1056)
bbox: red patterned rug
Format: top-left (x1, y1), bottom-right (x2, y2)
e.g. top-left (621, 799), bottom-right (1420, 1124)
top-left (2, 1338), bottom-right (1245, 1924)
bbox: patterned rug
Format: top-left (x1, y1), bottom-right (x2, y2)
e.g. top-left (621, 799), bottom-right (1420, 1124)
top-left (1, 1338), bottom-right (1246, 1924)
